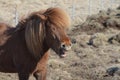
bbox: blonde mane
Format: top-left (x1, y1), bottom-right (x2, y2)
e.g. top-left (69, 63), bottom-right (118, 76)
top-left (44, 8), bottom-right (71, 29)
top-left (22, 7), bottom-right (71, 59)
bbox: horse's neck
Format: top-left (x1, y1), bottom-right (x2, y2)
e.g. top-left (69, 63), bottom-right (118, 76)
top-left (0, 25), bottom-right (15, 47)
top-left (0, 23), bottom-right (9, 35)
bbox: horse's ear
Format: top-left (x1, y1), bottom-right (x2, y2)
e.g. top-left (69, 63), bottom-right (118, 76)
top-left (36, 14), bottom-right (47, 21)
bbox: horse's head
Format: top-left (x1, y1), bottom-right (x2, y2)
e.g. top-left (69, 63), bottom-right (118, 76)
top-left (45, 24), bottom-right (71, 57)
top-left (44, 8), bottom-right (71, 57)
top-left (22, 7), bottom-right (71, 59)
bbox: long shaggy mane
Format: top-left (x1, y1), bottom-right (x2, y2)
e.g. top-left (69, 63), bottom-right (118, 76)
top-left (44, 8), bottom-right (71, 29)
top-left (16, 7), bottom-right (71, 59)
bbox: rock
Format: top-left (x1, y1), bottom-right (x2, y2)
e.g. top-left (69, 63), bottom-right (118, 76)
top-left (106, 67), bottom-right (120, 76)
top-left (108, 33), bottom-right (120, 44)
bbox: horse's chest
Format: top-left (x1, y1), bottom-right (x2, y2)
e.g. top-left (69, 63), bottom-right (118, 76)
top-left (0, 52), bottom-right (16, 72)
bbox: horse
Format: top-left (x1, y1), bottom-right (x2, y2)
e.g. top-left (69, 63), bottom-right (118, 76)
top-left (0, 7), bottom-right (71, 80)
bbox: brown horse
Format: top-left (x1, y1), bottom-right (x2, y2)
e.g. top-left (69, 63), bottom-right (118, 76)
top-left (0, 8), bottom-right (71, 80)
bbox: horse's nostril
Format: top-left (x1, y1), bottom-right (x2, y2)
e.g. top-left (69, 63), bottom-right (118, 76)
top-left (70, 43), bottom-right (72, 46)
top-left (62, 44), bottom-right (65, 48)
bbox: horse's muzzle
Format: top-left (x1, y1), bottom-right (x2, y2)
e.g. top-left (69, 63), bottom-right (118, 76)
top-left (60, 43), bottom-right (72, 58)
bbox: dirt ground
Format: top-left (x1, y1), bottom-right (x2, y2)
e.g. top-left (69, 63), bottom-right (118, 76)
top-left (0, 0), bottom-right (120, 80)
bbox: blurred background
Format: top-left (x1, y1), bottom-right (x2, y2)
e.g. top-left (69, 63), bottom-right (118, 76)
top-left (0, 0), bottom-right (119, 26)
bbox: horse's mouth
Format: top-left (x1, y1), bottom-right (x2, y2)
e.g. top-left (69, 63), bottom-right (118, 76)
top-left (60, 48), bottom-right (67, 58)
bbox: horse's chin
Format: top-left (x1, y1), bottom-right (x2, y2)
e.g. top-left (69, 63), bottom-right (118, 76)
top-left (60, 53), bottom-right (66, 58)
top-left (59, 48), bottom-right (67, 58)
top-left (53, 48), bottom-right (67, 58)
